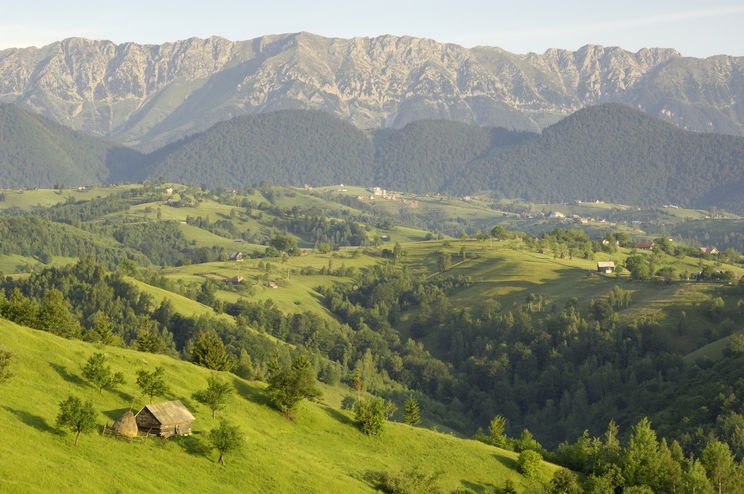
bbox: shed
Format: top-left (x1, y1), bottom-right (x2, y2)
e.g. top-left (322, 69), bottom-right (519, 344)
top-left (135, 400), bottom-right (195, 437)
top-left (229, 251), bottom-right (244, 261)
top-left (112, 410), bottom-right (138, 438)
top-left (637, 241), bottom-right (654, 250)
top-left (597, 261), bottom-right (615, 274)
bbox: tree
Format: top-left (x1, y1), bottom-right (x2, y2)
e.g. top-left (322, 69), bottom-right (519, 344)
top-left (354, 397), bottom-right (394, 437)
top-left (549, 468), bottom-right (583, 494)
top-left (194, 375), bottom-right (233, 419)
top-left (56, 395), bottom-right (96, 446)
top-left (684, 459), bottom-right (714, 494)
top-left (134, 321), bottom-right (164, 353)
top-left (491, 225), bottom-right (510, 240)
top-left (88, 311), bottom-right (116, 346)
top-left (81, 353), bottom-right (124, 394)
top-left (37, 289), bottom-right (81, 338)
top-left (403, 396), bottom-right (421, 426)
top-left (0, 348), bottom-right (12, 383)
top-left (623, 417), bottom-right (660, 488)
top-left (266, 354), bottom-right (321, 416)
top-left (488, 415), bottom-right (508, 448)
top-left (136, 366), bottom-right (169, 403)
top-left (209, 420), bottom-right (244, 465)
top-left (701, 440), bottom-right (736, 494)
top-left (190, 329), bottom-right (233, 371)
top-left (518, 449), bottom-right (542, 478)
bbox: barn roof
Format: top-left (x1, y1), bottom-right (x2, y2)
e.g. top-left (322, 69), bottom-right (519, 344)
top-left (597, 261), bottom-right (615, 268)
top-left (139, 400), bottom-right (195, 425)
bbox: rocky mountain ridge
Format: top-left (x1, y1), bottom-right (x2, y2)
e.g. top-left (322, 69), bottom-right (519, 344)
top-left (1, 32), bottom-right (743, 149)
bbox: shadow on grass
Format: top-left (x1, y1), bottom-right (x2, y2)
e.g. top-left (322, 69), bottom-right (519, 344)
top-left (3, 406), bottom-right (57, 434)
top-left (461, 479), bottom-right (499, 493)
top-left (231, 378), bottom-right (272, 407)
top-left (322, 405), bottom-right (353, 426)
top-left (49, 362), bottom-right (86, 387)
top-left (102, 407), bottom-right (131, 422)
top-left (175, 432), bottom-right (211, 457)
top-left (493, 453), bottom-right (519, 471)
top-left (111, 388), bottom-right (135, 404)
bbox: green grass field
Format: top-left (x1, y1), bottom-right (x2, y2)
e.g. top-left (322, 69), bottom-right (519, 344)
top-left (0, 319), bottom-right (560, 493)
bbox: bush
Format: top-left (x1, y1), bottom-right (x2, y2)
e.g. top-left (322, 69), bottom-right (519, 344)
top-left (365, 467), bottom-right (442, 494)
top-left (518, 449), bottom-right (543, 478)
top-left (354, 397), bottom-right (394, 437)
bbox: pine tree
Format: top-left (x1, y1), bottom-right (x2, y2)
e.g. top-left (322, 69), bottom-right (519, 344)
top-left (403, 396), bottom-right (421, 426)
top-left (56, 395), bottom-right (96, 446)
top-left (81, 353), bottom-right (124, 394)
top-left (0, 348), bottom-right (12, 383)
top-left (488, 415), bottom-right (508, 448)
top-left (37, 289), bottom-right (81, 338)
top-left (190, 329), bottom-right (233, 371)
top-left (266, 354), bottom-right (321, 417)
top-left (623, 417), bottom-right (660, 488)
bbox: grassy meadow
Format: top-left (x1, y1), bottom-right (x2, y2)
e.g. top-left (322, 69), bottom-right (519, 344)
top-left (0, 320), bottom-right (559, 493)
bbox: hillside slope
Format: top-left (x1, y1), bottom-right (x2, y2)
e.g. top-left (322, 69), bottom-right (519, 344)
top-left (5, 33), bottom-right (744, 149)
top-left (0, 104), bottom-right (144, 188)
top-left (0, 319), bottom-right (558, 493)
top-left (448, 104), bottom-right (744, 210)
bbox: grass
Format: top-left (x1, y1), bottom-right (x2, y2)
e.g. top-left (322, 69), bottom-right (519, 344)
top-left (0, 186), bottom-right (137, 211)
top-left (0, 319), bottom-right (560, 493)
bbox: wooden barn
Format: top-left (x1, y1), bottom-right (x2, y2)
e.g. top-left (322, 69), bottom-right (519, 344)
top-left (135, 400), bottom-right (195, 437)
top-left (597, 261), bottom-right (616, 274)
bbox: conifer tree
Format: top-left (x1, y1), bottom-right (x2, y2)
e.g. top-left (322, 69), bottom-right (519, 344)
top-left (190, 329), bottom-right (233, 371)
top-left (266, 354), bottom-right (321, 417)
top-left (0, 348), bottom-right (12, 383)
top-left (403, 396), bottom-right (421, 426)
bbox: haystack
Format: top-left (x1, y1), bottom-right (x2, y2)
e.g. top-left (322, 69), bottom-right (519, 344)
top-left (112, 410), bottom-right (138, 438)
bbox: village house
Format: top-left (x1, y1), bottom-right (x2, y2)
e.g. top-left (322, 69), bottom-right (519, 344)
top-left (228, 275), bottom-right (245, 284)
top-left (700, 247), bottom-right (720, 255)
top-left (135, 400), bottom-right (195, 438)
top-left (637, 241), bottom-right (654, 250)
top-left (229, 251), bottom-right (244, 261)
top-left (597, 261), bottom-right (616, 274)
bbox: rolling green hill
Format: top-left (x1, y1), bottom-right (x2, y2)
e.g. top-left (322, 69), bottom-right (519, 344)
top-left (0, 319), bottom-right (558, 493)
top-left (0, 104), bottom-right (145, 188)
top-left (449, 104), bottom-right (744, 211)
top-left (4, 103), bottom-right (744, 212)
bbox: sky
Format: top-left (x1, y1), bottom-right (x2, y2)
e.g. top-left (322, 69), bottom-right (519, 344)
top-left (1, 0), bottom-right (743, 57)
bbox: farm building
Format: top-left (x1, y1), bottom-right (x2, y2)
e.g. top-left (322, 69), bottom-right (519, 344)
top-left (229, 275), bottom-right (245, 284)
top-left (637, 241), bottom-right (654, 250)
top-left (229, 251), bottom-right (244, 261)
top-left (135, 400), bottom-right (195, 437)
top-left (700, 247), bottom-right (719, 255)
top-left (597, 261), bottom-right (616, 274)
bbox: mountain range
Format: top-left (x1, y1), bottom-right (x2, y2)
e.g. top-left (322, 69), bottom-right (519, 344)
top-left (3, 33), bottom-right (744, 150)
top-left (2, 101), bottom-right (744, 212)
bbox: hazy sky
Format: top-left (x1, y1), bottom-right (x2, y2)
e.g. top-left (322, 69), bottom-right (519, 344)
top-left (2, 0), bottom-right (743, 57)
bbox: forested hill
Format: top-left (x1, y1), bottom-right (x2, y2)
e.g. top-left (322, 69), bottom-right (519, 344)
top-left (0, 104), bottom-right (145, 188)
top-left (146, 110), bottom-right (376, 187)
top-left (5, 102), bottom-right (744, 212)
top-left (447, 104), bottom-right (744, 211)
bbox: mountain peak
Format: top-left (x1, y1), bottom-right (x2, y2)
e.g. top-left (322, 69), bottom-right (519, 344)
top-left (0, 33), bottom-right (741, 149)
